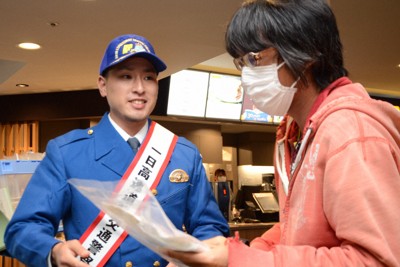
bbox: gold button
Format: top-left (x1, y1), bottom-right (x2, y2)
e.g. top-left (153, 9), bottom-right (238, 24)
top-left (151, 189), bottom-right (158, 196)
top-left (125, 261), bottom-right (133, 267)
top-left (153, 261), bottom-right (161, 267)
top-left (88, 129), bottom-right (94, 135)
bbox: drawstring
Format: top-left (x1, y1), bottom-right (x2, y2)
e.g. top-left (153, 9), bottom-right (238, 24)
top-left (276, 127), bottom-right (313, 195)
top-left (291, 127), bottom-right (312, 175)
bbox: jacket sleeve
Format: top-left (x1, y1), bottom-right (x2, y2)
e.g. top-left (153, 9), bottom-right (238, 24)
top-left (183, 146), bottom-right (230, 240)
top-left (250, 222), bottom-right (281, 250)
top-left (228, 233), bottom-right (276, 266)
top-left (4, 140), bottom-right (70, 267)
top-left (318, 137), bottom-right (400, 266)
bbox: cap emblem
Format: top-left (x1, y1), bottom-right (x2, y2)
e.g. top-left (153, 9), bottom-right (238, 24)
top-left (113, 38), bottom-right (150, 64)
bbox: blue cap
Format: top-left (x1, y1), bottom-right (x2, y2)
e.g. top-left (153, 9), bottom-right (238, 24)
top-left (99, 34), bottom-right (167, 75)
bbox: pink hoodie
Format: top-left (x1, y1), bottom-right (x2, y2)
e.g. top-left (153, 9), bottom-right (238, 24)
top-left (229, 78), bottom-right (400, 266)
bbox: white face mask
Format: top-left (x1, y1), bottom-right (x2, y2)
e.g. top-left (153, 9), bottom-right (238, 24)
top-left (217, 175), bottom-right (227, 182)
top-left (241, 62), bottom-right (298, 116)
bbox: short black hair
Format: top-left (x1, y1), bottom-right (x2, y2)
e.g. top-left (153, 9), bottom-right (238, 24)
top-left (225, 0), bottom-right (348, 91)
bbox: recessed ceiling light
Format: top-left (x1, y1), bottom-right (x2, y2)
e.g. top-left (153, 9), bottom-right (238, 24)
top-left (16, 83), bottom-right (29, 87)
top-left (48, 21), bottom-right (60, 27)
top-left (18, 42), bottom-right (41, 50)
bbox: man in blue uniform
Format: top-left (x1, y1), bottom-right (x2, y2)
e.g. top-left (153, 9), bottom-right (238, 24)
top-left (5, 34), bottom-right (229, 267)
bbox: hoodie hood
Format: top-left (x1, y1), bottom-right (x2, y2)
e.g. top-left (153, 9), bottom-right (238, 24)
top-left (308, 82), bottom-right (400, 149)
top-left (277, 78), bottom-right (400, 150)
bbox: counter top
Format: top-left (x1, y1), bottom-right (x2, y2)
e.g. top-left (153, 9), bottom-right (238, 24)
top-left (229, 222), bottom-right (276, 230)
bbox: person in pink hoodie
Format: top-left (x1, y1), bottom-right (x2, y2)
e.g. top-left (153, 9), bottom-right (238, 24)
top-left (165, 0), bottom-right (400, 266)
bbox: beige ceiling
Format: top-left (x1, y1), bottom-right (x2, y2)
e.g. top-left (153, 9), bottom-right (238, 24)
top-left (0, 0), bottom-right (399, 97)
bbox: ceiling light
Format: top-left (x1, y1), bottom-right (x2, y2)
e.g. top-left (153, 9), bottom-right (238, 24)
top-left (16, 83), bottom-right (29, 87)
top-left (48, 22), bottom-right (60, 27)
top-left (18, 42), bottom-right (41, 50)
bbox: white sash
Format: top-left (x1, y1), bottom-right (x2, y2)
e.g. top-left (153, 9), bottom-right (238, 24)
top-left (79, 122), bottom-right (177, 266)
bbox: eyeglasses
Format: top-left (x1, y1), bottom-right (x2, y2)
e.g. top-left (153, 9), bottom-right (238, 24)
top-left (233, 49), bottom-right (272, 71)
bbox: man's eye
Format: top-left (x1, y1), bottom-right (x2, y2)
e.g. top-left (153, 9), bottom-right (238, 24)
top-left (145, 75), bottom-right (156, 81)
top-left (121, 74), bottom-right (131, 79)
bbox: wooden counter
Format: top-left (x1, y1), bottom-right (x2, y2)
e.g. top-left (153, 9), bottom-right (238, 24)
top-left (229, 222), bottom-right (276, 242)
top-left (0, 255), bottom-right (26, 267)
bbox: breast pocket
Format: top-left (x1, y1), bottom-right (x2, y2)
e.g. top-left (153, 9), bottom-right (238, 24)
top-left (158, 183), bottom-right (191, 205)
top-left (157, 184), bottom-right (192, 226)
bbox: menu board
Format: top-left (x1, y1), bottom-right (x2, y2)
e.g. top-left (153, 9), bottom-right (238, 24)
top-left (167, 69), bottom-right (284, 124)
top-left (240, 92), bottom-right (283, 124)
top-left (205, 73), bottom-right (243, 120)
top-left (167, 70), bottom-right (209, 118)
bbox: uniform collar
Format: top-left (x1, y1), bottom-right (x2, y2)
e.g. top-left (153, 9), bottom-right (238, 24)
top-left (107, 114), bottom-right (148, 144)
top-left (91, 114), bottom-right (152, 176)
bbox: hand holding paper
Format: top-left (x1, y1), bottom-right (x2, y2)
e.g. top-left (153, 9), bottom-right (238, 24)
top-left (68, 178), bottom-right (208, 266)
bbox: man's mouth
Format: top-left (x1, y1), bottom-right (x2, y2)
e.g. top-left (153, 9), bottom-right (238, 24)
top-left (130, 99), bottom-right (146, 104)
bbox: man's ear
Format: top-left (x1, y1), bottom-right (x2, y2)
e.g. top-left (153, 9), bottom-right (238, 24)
top-left (98, 76), bottom-right (107, 97)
